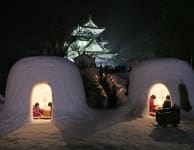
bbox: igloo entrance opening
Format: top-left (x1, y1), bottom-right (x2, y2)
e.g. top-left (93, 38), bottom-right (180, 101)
top-left (30, 82), bottom-right (53, 121)
top-left (148, 83), bottom-right (172, 116)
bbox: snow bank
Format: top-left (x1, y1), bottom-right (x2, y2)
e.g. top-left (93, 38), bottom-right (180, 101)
top-left (128, 58), bottom-right (194, 116)
top-left (0, 56), bottom-right (92, 126)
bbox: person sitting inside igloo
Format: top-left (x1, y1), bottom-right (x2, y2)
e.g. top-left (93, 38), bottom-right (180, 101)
top-left (33, 102), bottom-right (43, 118)
top-left (163, 95), bottom-right (172, 109)
top-left (149, 95), bottom-right (158, 116)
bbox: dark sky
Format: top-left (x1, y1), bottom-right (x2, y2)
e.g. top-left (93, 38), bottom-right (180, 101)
top-left (0, 1), bottom-right (160, 93)
top-left (0, 1), bottom-right (160, 58)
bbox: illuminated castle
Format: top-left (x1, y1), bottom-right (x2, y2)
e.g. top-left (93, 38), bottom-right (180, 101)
top-left (65, 15), bottom-right (119, 67)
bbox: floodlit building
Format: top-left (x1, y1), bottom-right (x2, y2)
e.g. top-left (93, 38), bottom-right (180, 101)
top-left (65, 15), bottom-right (119, 67)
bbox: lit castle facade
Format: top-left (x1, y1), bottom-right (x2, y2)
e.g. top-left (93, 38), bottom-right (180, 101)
top-left (65, 15), bottom-right (119, 67)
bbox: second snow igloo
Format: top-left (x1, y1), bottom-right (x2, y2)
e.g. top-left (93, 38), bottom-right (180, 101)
top-left (3, 56), bottom-right (89, 123)
top-left (128, 58), bottom-right (194, 117)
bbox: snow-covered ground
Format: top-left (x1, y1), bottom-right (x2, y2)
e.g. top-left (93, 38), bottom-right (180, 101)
top-left (0, 107), bottom-right (194, 150)
top-left (0, 58), bottom-right (194, 149)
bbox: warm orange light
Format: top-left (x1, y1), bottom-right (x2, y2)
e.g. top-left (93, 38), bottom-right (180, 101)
top-left (148, 83), bottom-right (170, 106)
top-left (30, 82), bottom-right (53, 122)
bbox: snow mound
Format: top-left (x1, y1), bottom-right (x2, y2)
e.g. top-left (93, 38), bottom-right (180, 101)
top-left (0, 56), bottom-right (92, 125)
top-left (128, 58), bottom-right (194, 116)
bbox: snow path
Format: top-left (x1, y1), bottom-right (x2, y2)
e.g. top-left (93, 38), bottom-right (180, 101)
top-left (0, 122), bottom-right (66, 149)
top-left (0, 110), bottom-right (194, 150)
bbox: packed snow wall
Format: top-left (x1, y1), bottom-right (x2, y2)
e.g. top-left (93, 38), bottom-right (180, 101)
top-left (0, 56), bottom-right (91, 124)
top-left (128, 58), bottom-right (194, 116)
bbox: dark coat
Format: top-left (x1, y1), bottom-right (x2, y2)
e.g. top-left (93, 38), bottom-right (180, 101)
top-left (163, 100), bottom-right (171, 109)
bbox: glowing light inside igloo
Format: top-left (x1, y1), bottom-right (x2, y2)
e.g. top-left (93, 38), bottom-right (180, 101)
top-left (30, 82), bottom-right (53, 121)
top-left (148, 83), bottom-right (171, 106)
top-left (148, 83), bottom-right (172, 116)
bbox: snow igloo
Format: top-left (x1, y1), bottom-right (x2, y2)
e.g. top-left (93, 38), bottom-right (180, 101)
top-left (128, 58), bottom-right (194, 117)
top-left (0, 56), bottom-right (89, 124)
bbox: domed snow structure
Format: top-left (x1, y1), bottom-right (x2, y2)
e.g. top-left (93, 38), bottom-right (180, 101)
top-left (128, 58), bottom-right (194, 117)
top-left (0, 56), bottom-right (91, 126)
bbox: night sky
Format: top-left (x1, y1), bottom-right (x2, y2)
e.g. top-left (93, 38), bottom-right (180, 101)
top-left (1, 1), bottom-right (193, 94)
top-left (0, 0), bottom-right (160, 58)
